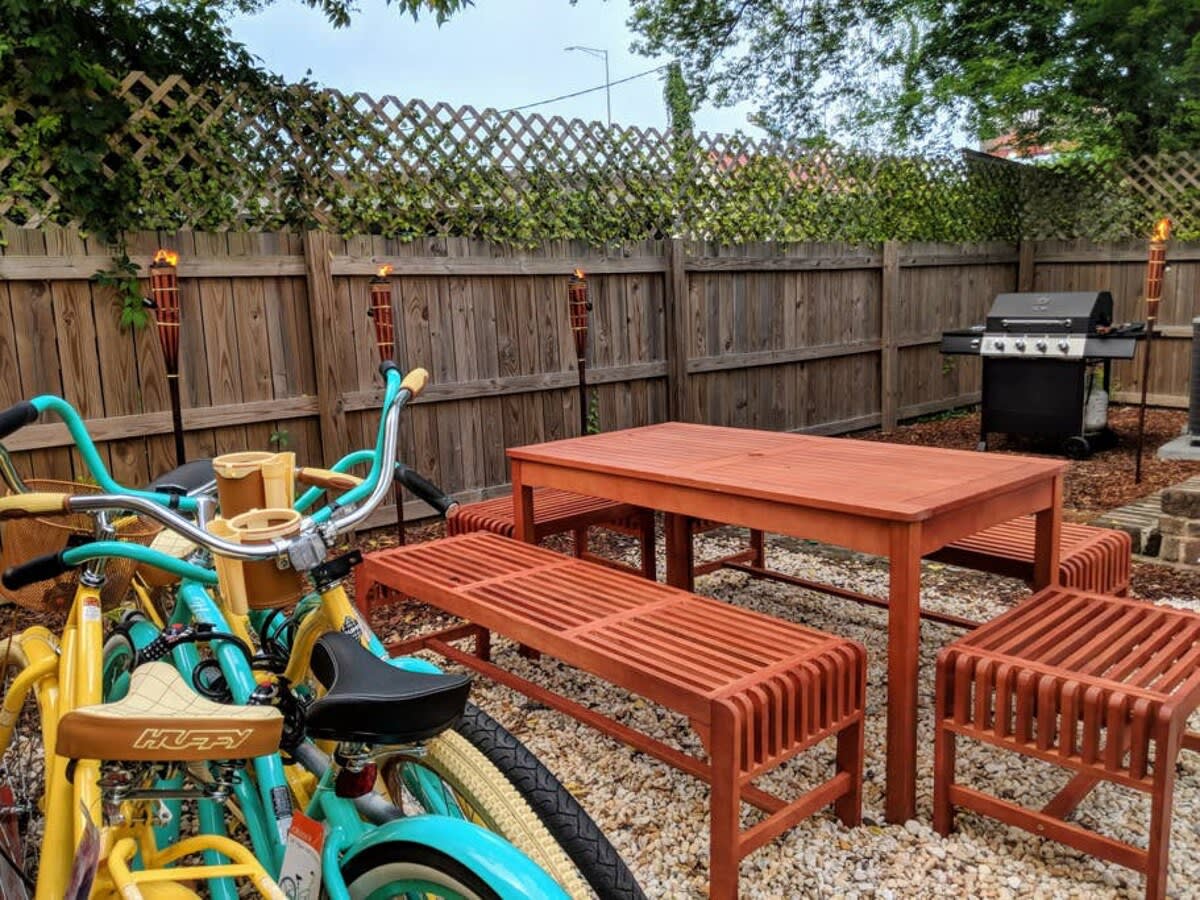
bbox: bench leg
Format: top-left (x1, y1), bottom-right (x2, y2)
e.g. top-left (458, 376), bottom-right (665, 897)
top-left (835, 714), bottom-right (864, 827)
top-left (749, 529), bottom-right (766, 568)
top-left (354, 569), bottom-right (378, 618)
top-left (638, 510), bottom-right (657, 580)
top-left (708, 701), bottom-right (741, 900)
top-left (1146, 728), bottom-right (1179, 900)
top-left (572, 527), bottom-right (588, 558)
top-left (931, 720), bottom-right (960, 840)
top-left (664, 513), bottom-right (695, 591)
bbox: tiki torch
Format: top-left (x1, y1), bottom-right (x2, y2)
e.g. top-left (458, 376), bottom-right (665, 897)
top-left (368, 264), bottom-right (406, 542)
top-left (568, 269), bottom-right (591, 435)
top-left (1134, 217), bottom-right (1172, 483)
top-left (149, 248), bottom-right (185, 466)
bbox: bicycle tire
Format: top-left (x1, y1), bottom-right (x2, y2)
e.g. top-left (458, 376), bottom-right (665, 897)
top-left (339, 840), bottom-right (501, 900)
top-left (383, 721), bottom-right (591, 899)
top-left (386, 703), bottom-right (644, 900)
top-left (454, 704), bottom-right (645, 900)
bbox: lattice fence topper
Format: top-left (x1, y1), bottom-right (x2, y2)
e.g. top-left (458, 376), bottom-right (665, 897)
top-left (1, 71), bottom-right (1195, 241)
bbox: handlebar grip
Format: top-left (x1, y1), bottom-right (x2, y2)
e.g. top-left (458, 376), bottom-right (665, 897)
top-left (0, 401), bottom-right (38, 440)
top-left (400, 368), bottom-right (430, 399)
top-left (394, 464), bottom-right (456, 516)
top-left (3, 551), bottom-right (72, 590)
top-left (297, 467), bottom-right (364, 491)
top-left (0, 492), bottom-right (71, 520)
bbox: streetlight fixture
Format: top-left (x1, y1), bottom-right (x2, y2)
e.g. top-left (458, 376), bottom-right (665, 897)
top-left (565, 45), bottom-right (611, 125)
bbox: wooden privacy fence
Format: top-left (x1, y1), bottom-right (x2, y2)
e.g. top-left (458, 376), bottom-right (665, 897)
top-left (0, 228), bottom-right (1193, 525)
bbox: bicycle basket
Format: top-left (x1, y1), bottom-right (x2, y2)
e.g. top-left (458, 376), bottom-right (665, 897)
top-left (0, 479), bottom-right (161, 613)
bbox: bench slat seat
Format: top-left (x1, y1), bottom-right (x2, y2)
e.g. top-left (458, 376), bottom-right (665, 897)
top-left (935, 587), bottom-right (1200, 899)
top-left (930, 515), bottom-right (1131, 595)
top-left (359, 532), bottom-right (866, 898)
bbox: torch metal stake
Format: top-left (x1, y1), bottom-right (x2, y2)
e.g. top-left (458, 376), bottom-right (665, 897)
top-left (167, 375), bottom-right (186, 467)
top-left (1135, 326), bottom-right (1155, 484)
top-left (578, 360), bottom-right (588, 435)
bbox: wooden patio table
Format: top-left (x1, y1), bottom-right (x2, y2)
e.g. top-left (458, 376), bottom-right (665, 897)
top-left (507, 422), bottom-right (1067, 824)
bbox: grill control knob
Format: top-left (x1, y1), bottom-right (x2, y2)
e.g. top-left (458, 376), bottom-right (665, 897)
top-left (1014, 340), bottom-right (1026, 352)
top-left (993, 339), bottom-right (1005, 351)
top-left (1058, 340), bottom-right (1070, 353)
top-left (1036, 340), bottom-right (1047, 352)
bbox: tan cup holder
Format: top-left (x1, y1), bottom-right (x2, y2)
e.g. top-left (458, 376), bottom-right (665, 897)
top-left (208, 508), bottom-right (305, 612)
top-left (213, 451), bottom-right (295, 518)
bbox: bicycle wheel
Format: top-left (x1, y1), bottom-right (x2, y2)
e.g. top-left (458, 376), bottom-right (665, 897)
top-left (383, 703), bottom-right (644, 900)
top-left (0, 637), bottom-right (44, 894)
top-left (340, 840), bottom-right (501, 900)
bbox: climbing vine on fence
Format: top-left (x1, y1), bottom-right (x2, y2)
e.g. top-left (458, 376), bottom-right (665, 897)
top-left (0, 71), bottom-right (1194, 244)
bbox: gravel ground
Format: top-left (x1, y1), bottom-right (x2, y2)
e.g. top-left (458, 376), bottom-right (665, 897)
top-left (370, 526), bottom-right (1200, 899)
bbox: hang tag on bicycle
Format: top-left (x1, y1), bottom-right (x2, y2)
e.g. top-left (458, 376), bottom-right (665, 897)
top-left (278, 810), bottom-right (323, 900)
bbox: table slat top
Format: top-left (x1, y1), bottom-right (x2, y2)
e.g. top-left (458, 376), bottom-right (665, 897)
top-left (507, 423), bottom-right (1066, 523)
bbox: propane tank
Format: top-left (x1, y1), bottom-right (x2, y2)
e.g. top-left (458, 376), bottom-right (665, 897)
top-left (1084, 367), bottom-right (1109, 432)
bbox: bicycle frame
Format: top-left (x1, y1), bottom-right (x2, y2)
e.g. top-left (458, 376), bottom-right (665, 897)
top-left (1, 578), bottom-right (280, 899)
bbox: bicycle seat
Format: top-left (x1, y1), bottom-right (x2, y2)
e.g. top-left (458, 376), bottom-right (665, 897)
top-left (143, 458), bottom-right (216, 497)
top-left (57, 662), bottom-right (283, 762)
top-left (305, 632), bottom-right (471, 745)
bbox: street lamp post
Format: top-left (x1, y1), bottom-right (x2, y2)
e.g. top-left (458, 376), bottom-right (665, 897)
top-left (565, 45), bottom-right (610, 125)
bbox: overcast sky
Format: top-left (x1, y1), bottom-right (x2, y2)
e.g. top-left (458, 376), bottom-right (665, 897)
top-left (228, 0), bottom-right (765, 137)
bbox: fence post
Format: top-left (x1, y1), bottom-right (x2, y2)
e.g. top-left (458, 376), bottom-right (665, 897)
top-left (302, 229), bottom-right (350, 464)
top-left (1017, 239), bottom-right (1036, 291)
top-left (880, 240), bottom-right (900, 432)
top-left (665, 238), bottom-right (690, 421)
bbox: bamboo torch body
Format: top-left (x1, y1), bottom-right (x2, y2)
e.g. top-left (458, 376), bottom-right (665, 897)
top-left (569, 270), bottom-right (591, 435)
top-left (149, 250), bottom-right (185, 466)
top-left (1135, 218), bottom-right (1172, 483)
top-left (369, 265), bottom-right (406, 542)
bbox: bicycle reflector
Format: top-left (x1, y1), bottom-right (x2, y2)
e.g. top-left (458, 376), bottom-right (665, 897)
top-left (334, 761), bottom-right (378, 799)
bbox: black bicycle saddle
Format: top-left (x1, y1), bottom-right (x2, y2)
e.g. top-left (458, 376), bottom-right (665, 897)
top-left (305, 631), bottom-right (472, 745)
top-left (143, 458), bottom-right (216, 497)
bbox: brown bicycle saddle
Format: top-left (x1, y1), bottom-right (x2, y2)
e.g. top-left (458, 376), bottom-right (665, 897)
top-left (57, 662), bottom-right (283, 762)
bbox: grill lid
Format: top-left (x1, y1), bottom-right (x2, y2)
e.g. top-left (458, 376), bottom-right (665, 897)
top-left (986, 291), bottom-right (1113, 334)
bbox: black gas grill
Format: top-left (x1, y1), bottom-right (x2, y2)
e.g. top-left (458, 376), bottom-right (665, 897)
top-left (941, 291), bottom-right (1144, 458)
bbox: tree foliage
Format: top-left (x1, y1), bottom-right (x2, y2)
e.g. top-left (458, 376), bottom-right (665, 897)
top-left (627, 0), bottom-right (1200, 158)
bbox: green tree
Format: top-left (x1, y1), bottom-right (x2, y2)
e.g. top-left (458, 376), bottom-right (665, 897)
top-left (627, 0), bottom-right (1200, 158)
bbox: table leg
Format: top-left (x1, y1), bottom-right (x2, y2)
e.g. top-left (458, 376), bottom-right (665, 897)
top-left (885, 523), bottom-right (922, 824)
top-left (511, 462), bottom-right (536, 544)
top-left (664, 512), bottom-right (693, 590)
top-left (1033, 474), bottom-right (1064, 589)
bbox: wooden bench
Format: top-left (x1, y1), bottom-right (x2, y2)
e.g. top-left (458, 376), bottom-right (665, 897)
top-left (447, 488), bottom-right (657, 578)
top-left (929, 516), bottom-right (1131, 595)
top-left (357, 532), bottom-right (866, 899)
top-left (934, 587), bottom-right (1200, 900)
top-left (446, 488), bottom-right (765, 581)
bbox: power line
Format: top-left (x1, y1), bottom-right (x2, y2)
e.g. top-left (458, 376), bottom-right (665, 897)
top-left (504, 64), bottom-right (669, 114)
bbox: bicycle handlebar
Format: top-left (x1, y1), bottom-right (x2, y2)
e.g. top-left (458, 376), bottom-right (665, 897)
top-left (0, 492), bottom-right (71, 519)
top-left (0, 401), bottom-right (38, 440)
top-left (394, 464), bottom-right (457, 516)
top-left (56, 366), bottom-right (424, 565)
top-left (2, 550), bottom-right (71, 590)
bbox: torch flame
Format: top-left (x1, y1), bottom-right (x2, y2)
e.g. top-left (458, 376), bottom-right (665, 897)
top-left (153, 249), bottom-right (179, 267)
top-left (572, 269), bottom-right (585, 280)
top-left (1152, 218), bottom-right (1172, 243)
top-left (377, 264), bottom-right (394, 278)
